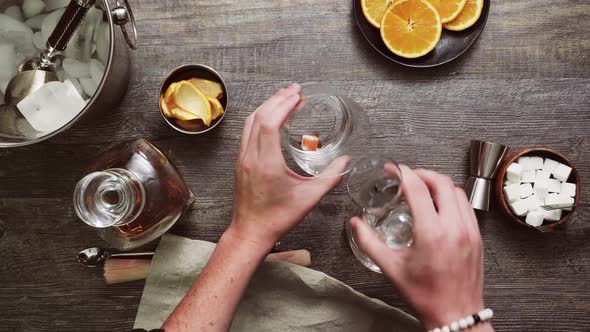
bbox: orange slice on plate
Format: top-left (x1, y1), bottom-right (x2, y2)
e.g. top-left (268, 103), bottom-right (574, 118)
top-left (427, 0), bottom-right (468, 24)
top-left (361, 0), bottom-right (395, 28)
top-left (380, 0), bottom-right (442, 59)
top-left (443, 0), bottom-right (483, 31)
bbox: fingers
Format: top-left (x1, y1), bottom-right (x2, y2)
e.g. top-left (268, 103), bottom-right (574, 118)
top-left (399, 165), bottom-right (438, 234)
top-left (350, 217), bottom-right (401, 280)
top-left (413, 169), bottom-right (460, 219)
top-left (454, 187), bottom-right (481, 242)
top-left (298, 156), bottom-right (350, 202)
top-left (239, 113), bottom-right (254, 157)
top-left (248, 84), bottom-right (301, 153)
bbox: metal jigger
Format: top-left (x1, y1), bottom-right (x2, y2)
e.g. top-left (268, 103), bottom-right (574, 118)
top-left (465, 140), bottom-right (509, 211)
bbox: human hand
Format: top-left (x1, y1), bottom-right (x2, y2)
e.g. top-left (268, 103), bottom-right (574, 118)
top-left (350, 166), bottom-right (490, 330)
top-left (228, 83), bottom-right (349, 250)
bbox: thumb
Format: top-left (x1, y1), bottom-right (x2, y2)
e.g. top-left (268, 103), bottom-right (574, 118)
top-left (303, 156), bottom-right (351, 199)
top-left (350, 217), bottom-right (402, 278)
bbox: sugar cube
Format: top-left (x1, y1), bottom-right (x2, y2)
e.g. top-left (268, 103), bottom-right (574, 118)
top-left (505, 178), bottom-right (520, 186)
top-left (561, 183), bottom-right (576, 197)
top-left (525, 209), bottom-right (544, 227)
top-left (504, 183), bottom-right (521, 203)
top-left (553, 163), bottom-right (572, 182)
top-left (545, 193), bottom-right (560, 206)
top-left (520, 170), bottom-right (536, 183)
top-left (524, 195), bottom-right (543, 212)
top-left (544, 209), bottom-right (562, 222)
top-left (534, 181), bottom-right (549, 201)
top-left (517, 157), bottom-right (533, 170)
top-left (543, 158), bottom-right (559, 173)
top-left (535, 170), bottom-right (551, 182)
top-left (519, 183), bottom-right (534, 198)
top-left (560, 195), bottom-right (575, 211)
top-left (509, 199), bottom-right (529, 216)
top-left (529, 156), bottom-right (544, 170)
top-left (506, 163), bottom-right (523, 183)
top-left (548, 179), bottom-right (561, 193)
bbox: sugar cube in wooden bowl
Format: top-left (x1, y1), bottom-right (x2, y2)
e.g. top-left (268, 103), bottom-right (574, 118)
top-left (495, 147), bottom-right (581, 229)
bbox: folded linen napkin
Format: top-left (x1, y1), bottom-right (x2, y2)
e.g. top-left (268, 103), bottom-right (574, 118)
top-left (134, 234), bottom-right (421, 332)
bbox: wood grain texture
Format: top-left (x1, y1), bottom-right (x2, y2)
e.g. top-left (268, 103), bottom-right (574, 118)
top-left (0, 0), bottom-right (589, 331)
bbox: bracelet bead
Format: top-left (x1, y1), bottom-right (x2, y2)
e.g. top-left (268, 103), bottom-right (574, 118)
top-left (427, 309), bottom-right (493, 332)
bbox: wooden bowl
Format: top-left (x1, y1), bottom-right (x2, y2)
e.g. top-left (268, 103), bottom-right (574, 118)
top-left (495, 147), bottom-right (581, 229)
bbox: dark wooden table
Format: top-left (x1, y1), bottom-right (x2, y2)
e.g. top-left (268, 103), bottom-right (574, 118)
top-left (1, 0), bottom-right (589, 331)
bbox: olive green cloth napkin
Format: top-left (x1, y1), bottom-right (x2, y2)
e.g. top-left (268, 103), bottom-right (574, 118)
top-left (134, 234), bottom-right (422, 332)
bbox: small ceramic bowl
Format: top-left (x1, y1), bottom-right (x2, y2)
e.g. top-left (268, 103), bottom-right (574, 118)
top-left (158, 64), bottom-right (229, 135)
top-left (495, 147), bottom-right (581, 229)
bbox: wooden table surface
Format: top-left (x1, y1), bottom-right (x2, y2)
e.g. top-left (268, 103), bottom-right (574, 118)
top-left (1, 0), bottom-right (589, 331)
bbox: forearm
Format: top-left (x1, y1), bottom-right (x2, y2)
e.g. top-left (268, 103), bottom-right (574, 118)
top-left (162, 226), bottom-right (270, 332)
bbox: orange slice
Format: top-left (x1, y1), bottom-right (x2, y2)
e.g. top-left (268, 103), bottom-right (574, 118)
top-left (172, 81), bottom-right (213, 126)
top-left (443, 0), bottom-right (483, 31)
top-left (188, 78), bottom-right (224, 99)
top-left (208, 97), bottom-right (225, 120)
top-left (171, 107), bottom-right (200, 121)
top-left (301, 135), bottom-right (319, 151)
top-left (427, 0), bottom-right (468, 24)
top-left (380, 0), bottom-right (442, 59)
top-left (361, 0), bottom-right (395, 29)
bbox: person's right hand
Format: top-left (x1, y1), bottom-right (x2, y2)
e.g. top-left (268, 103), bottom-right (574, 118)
top-left (350, 166), bottom-right (492, 331)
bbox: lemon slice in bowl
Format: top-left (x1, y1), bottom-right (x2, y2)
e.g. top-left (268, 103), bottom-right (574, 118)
top-left (173, 81), bottom-right (213, 126)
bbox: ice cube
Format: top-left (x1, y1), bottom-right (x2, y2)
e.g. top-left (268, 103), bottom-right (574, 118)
top-left (561, 182), bottom-right (576, 197)
top-left (44, 0), bottom-right (70, 12)
top-left (64, 73), bottom-right (86, 99)
top-left (520, 170), bottom-right (535, 183)
top-left (5, 6), bottom-right (24, 22)
top-left (62, 58), bottom-right (90, 78)
top-left (548, 178), bottom-right (561, 193)
top-left (506, 162), bottom-right (522, 183)
top-left (525, 209), bottom-right (544, 227)
top-left (543, 158), bottom-right (559, 173)
top-left (41, 8), bottom-right (64, 41)
top-left (544, 209), bottom-right (562, 222)
top-left (56, 67), bottom-right (65, 81)
top-left (88, 58), bottom-right (105, 83)
top-left (22, 0), bottom-right (46, 19)
top-left (32, 31), bottom-right (45, 50)
top-left (24, 13), bottom-right (47, 30)
top-left (553, 163), bottom-right (572, 182)
top-left (79, 77), bottom-right (98, 97)
top-left (0, 80), bottom-right (9, 95)
top-left (0, 14), bottom-right (35, 56)
top-left (16, 80), bottom-right (85, 133)
top-left (519, 183), bottom-right (533, 198)
top-left (509, 199), bottom-right (528, 217)
top-left (0, 43), bottom-right (17, 81)
top-left (529, 156), bottom-right (544, 170)
top-left (95, 22), bottom-right (109, 65)
top-left (503, 183), bottom-right (521, 203)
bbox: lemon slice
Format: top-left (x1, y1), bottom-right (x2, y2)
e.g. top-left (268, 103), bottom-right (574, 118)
top-left (208, 97), bottom-right (225, 120)
top-left (164, 82), bottom-right (179, 100)
top-left (173, 81), bottom-right (212, 126)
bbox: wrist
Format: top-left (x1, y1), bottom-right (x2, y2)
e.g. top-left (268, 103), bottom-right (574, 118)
top-left (222, 223), bottom-right (275, 257)
top-left (424, 308), bottom-right (494, 332)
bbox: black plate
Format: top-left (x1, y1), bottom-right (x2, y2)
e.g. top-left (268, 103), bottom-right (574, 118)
top-left (353, 0), bottom-right (490, 67)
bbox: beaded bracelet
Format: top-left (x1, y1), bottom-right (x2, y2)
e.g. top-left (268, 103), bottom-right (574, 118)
top-left (428, 308), bottom-right (493, 332)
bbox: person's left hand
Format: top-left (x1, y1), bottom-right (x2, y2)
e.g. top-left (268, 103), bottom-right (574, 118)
top-left (227, 83), bottom-right (348, 250)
